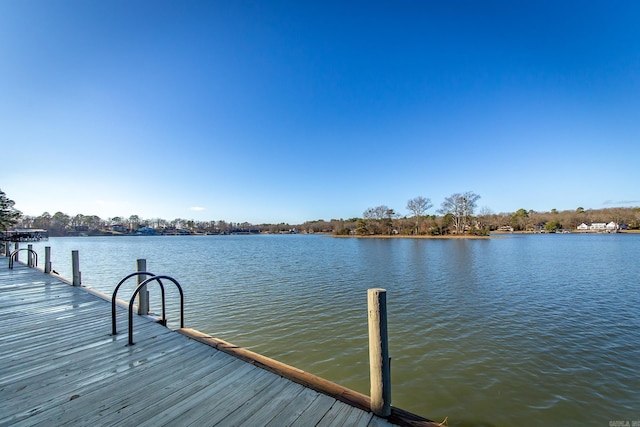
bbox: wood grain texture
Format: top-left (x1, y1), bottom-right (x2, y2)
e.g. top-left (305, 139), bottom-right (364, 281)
top-left (1, 261), bottom-right (439, 426)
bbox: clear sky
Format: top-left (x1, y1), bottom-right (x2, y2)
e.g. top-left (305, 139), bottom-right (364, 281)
top-left (2, 1), bottom-right (639, 224)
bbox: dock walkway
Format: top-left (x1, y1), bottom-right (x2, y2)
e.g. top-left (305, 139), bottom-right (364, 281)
top-left (0, 262), bottom-right (436, 426)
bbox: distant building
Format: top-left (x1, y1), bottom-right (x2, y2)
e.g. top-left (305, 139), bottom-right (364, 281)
top-left (2, 229), bottom-right (48, 241)
top-left (109, 224), bottom-right (128, 233)
top-left (606, 222), bottom-right (619, 232)
top-left (137, 227), bottom-right (156, 235)
top-left (578, 222), bottom-right (620, 233)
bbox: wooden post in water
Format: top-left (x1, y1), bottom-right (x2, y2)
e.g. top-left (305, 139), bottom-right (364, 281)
top-left (3, 242), bottom-right (9, 257)
top-left (14, 242), bottom-right (19, 262)
top-left (44, 247), bottom-right (52, 274)
top-left (27, 244), bottom-right (33, 267)
top-left (72, 250), bottom-right (81, 286)
top-left (137, 259), bottom-right (149, 315)
top-left (368, 288), bottom-right (391, 417)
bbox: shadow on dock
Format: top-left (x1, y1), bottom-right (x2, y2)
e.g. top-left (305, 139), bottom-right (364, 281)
top-left (0, 261), bottom-right (440, 426)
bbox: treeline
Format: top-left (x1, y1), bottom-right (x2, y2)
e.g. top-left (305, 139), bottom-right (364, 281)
top-left (488, 206), bottom-right (640, 232)
top-left (15, 212), bottom-right (300, 237)
top-left (313, 207), bottom-right (640, 235)
top-left (336, 196), bottom-right (640, 236)
top-left (11, 193), bottom-right (640, 237)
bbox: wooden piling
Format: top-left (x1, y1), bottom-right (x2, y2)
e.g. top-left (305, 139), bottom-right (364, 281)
top-left (72, 250), bottom-right (81, 286)
top-left (3, 242), bottom-right (9, 256)
top-left (27, 244), bottom-right (33, 267)
top-left (137, 259), bottom-right (149, 315)
top-left (368, 288), bottom-right (391, 417)
top-left (44, 246), bottom-right (52, 274)
top-left (14, 242), bottom-right (19, 262)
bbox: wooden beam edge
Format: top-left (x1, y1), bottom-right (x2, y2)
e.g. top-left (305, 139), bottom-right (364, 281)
top-left (177, 328), bottom-right (441, 427)
top-left (4, 263), bottom-right (441, 426)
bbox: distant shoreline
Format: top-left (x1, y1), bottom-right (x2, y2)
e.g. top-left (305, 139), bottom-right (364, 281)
top-left (332, 229), bottom-right (640, 239)
top-left (332, 234), bottom-right (491, 239)
top-left (491, 229), bottom-right (640, 235)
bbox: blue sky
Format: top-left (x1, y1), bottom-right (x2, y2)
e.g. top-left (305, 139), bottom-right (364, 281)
top-left (2, 1), bottom-right (639, 224)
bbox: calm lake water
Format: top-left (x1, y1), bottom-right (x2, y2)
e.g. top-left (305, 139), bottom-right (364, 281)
top-left (23, 234), bottom-right (640, 426)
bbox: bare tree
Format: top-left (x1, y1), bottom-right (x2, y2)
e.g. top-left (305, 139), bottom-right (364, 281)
top-left (438, 191), bottom-right (481, 234)
top-left (364, 205), bottom-right (389, 221)
top-left (129, 215), bottom-right (140, 231)
top-left (363, 205), bottom-right (393, 234)
top-left (476, 206), bottom-right (494, 233)
top-left (406, 196), bottom-right (433, 235)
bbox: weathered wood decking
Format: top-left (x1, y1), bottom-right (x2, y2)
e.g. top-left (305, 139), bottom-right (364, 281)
top-left (0, 261), bottom-right (438, 426)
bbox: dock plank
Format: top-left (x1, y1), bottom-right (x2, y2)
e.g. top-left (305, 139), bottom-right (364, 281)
top-left (262, 385), bottom-right (322, 426)
top-left (316, 402), bottom-right (369, 427)
top-left (0, 262), bottom-right (438, 427)
top-left (288, 393), bottom-right (339, 426)
top-left (3, 336), bottom-right (207, 425)
top-left (209, 376), bottom-right (304, 426)
top-left (184, 366), bottom-right (283, 426)
top-left (141, 363), bottom-right (275, 426)
top-left (93, 355), bottom-right (242, 426)
top-left (0, 334), bottom-right (205, 418)
top-left (33, 349), bottom-right (226, 426)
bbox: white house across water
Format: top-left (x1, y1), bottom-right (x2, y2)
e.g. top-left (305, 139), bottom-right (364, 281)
top-left (577, 222), bottom-right (619, 232)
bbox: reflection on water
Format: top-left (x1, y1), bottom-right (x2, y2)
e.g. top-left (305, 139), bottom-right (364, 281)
top-left (27, 234), bottom-right (640, 427)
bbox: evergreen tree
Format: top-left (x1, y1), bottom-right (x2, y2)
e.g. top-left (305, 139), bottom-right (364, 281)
top-left (0, 189), bottom-right (21, 231)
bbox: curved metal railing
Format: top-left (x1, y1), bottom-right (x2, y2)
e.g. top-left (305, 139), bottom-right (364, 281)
top-left (9, 249), bottom-right (38, 269)
top-left (111, 271), bottom-right (162, 336)
top-left (128, 275), bottom-right (184, 346)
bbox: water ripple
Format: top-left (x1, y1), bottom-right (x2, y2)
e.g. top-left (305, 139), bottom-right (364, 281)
top-left (26, 233), bottom-right (640, 427)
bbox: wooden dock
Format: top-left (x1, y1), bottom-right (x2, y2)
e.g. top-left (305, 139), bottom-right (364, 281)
top-left (0, 261), bottom-right (438, 426)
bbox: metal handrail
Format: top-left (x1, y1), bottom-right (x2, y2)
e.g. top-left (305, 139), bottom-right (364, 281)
top-left (128, 275), bottom-right (184, 346)
top-left (111, 272), bottom-right (163, 335)
top-left (8, 249), bottom-right (38, 269)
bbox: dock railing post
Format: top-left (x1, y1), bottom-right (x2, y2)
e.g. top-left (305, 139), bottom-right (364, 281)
top-left (72, 250), bottom-right (81, 286)
top-left (137, 259), bottom-right (149, 315)
top-left (44, 246), bottom-right (52, 274)
top-left (368, 288), bottom-right (391, 417)
top-left (28, 244), bottom-right (33, 267)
